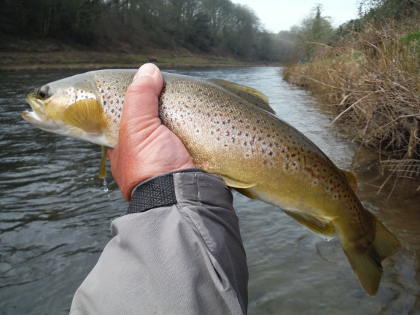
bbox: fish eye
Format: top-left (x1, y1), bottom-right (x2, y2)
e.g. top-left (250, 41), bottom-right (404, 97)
top-left (36, 85), bottom-right (51, 100)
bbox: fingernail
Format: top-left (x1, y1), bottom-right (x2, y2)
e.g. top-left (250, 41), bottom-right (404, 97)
top-left (133, 63), bottom-right (157, 83)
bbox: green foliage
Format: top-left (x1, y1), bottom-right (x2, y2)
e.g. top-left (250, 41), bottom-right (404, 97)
top-left (334, 19), bottom-right (364, 39)
top-left (279, 5), bottom-right (334, 62)
top-left (401, 30), bottom-right (420, 44)
top-left (358, 0), bottom-right (420, 21)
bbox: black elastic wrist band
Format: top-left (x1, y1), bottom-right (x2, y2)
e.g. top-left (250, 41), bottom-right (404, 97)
top-left (127, 169), bottom-right (203, 214)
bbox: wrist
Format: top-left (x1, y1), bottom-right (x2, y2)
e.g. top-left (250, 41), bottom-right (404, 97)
top-left (127, 168), bottom-right (231, 213)
top-left (122, 162), bottom-right (196, 201)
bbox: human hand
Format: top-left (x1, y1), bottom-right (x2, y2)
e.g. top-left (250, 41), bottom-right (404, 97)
top-left (108, 63), bottom-right (195, 200)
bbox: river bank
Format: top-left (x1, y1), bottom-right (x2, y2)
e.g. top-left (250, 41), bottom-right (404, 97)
top-left (283, 18), bottom-right (420, 186)
top-left (0, 50), bottom-right (261, 71)
top-left (0, 50), bottom-right (265, 71)
top-left (0, 38), bottom-right (271, 71)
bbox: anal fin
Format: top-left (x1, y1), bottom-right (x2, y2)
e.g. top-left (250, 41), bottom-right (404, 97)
top-left (284, 210), bottom-right (335, 236)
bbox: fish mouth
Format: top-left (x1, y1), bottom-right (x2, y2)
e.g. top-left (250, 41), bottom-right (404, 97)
top-left (21, 93), bottom-right (58, 132)
top-left (25, 93), bottom-right (45, 113)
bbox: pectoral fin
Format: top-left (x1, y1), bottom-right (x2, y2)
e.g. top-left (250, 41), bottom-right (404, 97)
top-left (98, 146), bottom-right (107, 179)
top-left (62, 98), bottom-right (106, 133)
top-left (221, 175), bottom-right (256, 189)
top-left (209, 79), bottom-right (275, 113)
top-left (284, 210), bottom-right (335, 236)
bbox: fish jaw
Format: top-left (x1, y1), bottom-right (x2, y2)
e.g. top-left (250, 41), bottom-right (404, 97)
top-left (22, 94), bottom-right (65, 133)
top-left (22, 96), bottom-right (112, 147)
top-left (21, 109), bottom-right (111, 146)
top-left (22, 85), bottom-right (114, 147)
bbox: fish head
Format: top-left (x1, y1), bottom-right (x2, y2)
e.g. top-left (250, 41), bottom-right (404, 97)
top-left (21, 72), bottom-right (113, 146)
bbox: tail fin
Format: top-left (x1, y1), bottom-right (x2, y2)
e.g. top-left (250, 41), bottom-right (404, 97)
top-left (372, 219), bottom-right (400, 260)
top-left (343, 218), bottom-right (400, 295)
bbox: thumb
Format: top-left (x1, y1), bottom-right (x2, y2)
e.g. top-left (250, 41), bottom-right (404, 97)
top-left (122, 63), bottom-right (163, 122)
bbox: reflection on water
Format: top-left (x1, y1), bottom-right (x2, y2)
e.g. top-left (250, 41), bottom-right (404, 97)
top-left (0, 67), bottom-right (419, 314)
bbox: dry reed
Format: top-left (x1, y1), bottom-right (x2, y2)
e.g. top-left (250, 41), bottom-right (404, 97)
top-left (284, 17), bottom-right (420, 183)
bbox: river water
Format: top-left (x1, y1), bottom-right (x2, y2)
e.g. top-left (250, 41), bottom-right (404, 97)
top-left (0, 66), bottom-right (419, 314)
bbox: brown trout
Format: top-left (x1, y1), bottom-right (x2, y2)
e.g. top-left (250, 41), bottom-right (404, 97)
top-left (21, 69), bottom-right (400, 295)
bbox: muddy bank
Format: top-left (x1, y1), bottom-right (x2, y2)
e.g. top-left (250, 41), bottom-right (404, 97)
top-left (0, 50), bottom-right (262, 71)
top-left (0, 39), bottom-right (276, 71)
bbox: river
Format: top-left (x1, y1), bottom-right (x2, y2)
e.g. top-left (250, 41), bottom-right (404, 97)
top-left (0, 66), bottom-right (419, 314)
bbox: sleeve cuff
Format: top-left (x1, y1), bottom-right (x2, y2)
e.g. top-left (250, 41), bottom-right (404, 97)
top-left (128, 168), bottom-right (206, 214)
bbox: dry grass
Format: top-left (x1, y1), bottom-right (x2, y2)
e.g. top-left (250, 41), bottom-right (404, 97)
top-left (284, 17), bottom-right (420, 183)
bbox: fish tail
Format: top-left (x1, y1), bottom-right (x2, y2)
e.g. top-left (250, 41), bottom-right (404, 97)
top-left (343, 218), bottom-right (400, 295)
top-left (372, 218), bottom-right (400, 261)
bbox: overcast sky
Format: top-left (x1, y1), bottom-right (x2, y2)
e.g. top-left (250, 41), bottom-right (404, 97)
top-left (231, 0), bottom-right (360, 32)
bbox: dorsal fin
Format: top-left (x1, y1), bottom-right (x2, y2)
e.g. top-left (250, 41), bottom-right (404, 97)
top-left (209, 78), bottom-right (275, 114)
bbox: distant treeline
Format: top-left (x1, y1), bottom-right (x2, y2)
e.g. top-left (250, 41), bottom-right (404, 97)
top-left (0, 0), bottom-right (284, 61)
top-left (2, 0), bottom-right (417, 62)
top-left (276, 0), bottom-right (420, 62)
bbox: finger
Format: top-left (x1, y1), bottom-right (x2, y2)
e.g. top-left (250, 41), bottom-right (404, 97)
top-left (107, 148), bottom-right (113, 159)
top-left (122, 63), bottom-right (163, 121)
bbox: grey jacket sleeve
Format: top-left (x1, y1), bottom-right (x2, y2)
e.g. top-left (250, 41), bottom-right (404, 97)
top-left (70, 170), bottom-right (248, 315)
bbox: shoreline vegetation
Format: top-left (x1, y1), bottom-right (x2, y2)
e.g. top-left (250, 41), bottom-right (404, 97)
top-left (283, 1), bottom-right (419, 186)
